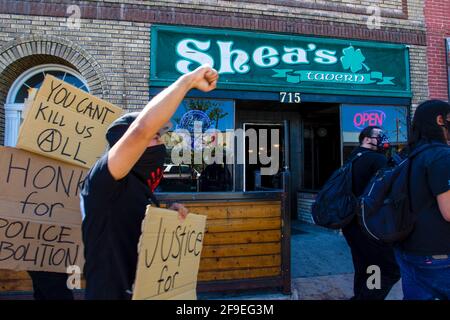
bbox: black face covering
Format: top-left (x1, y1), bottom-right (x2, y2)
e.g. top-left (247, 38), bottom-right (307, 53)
top-left (440, 119), bottom-right (450, 131)
top-left (376, 133), bottom-right (390, 152)
top-left (131, 144), bottom-right (167, 192)
top-left (441, 120), bottom-right (450, 144)
top-left (368, 132), bottom-right (390, 152)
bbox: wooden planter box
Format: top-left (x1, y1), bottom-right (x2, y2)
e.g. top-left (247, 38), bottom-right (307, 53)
top-left (0, 191), bottom-right (291, 298)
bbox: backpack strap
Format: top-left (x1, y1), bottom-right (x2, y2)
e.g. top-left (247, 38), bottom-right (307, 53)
top-left (408, 142), bottom-right (446, 160)
top-left (405, 142), bottom-right (446, 220)
top-left (390, 152), bottom-right (404, 166)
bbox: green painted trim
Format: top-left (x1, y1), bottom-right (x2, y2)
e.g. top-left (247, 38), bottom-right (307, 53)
top-left (404, 46), bottom-right (412, 93)
top-left (149, 79), bottom-right (412, 97)
top-left (150, 27), bottom-right (159, 84)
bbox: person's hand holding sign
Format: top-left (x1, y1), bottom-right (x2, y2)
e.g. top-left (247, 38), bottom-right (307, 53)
top-left (169, 203), bottom-right (189, 221)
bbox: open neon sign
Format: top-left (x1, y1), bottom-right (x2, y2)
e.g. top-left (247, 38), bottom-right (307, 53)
top-left (353, 110), bottom-right (386, 129)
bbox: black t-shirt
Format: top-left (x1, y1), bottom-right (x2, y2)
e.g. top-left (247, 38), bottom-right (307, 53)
top-left (400, 142), bottom-right (450, 255)
top-left (81, 154), bottom-right (152, 300)
top-left (350, 146), bottom-right (388, 197)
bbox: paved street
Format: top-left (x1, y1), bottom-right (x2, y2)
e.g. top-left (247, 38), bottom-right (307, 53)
top-left (200, 221), bottom-right (403, 300)
top-left (0, 220), bottom-right (403, 301)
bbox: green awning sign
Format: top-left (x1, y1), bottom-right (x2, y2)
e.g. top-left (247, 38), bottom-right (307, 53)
top-left (150, 25), bottom-right (411, 97)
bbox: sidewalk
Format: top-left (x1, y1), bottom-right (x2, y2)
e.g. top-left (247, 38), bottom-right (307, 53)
top-left (0, 221), bottom-right (403, 300)
top-left (200, 221), bottom-right (403, 300)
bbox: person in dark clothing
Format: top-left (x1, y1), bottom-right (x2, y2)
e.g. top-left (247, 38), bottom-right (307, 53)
top-left (81, 64), bottom-right (218, 300)
top-left (27, 271), bottom-right (74, 300)
top-left (342, 126), bottom-right (400, 300)
top-left (395, 100), bottom-right (450, 300)
top-left (200, 162), bottom-right (232, 191)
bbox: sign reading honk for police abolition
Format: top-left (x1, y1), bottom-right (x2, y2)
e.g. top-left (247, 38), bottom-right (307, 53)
top-left (0, 146), bottom-right (87, 272)
top-left (17, 75), bottom-right (123, 168)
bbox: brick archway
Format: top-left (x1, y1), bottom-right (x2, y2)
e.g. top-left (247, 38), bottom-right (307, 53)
top-left (0, 34), bottom-right (108, 96)
top-left (0, 34), bottom-right (108, 145)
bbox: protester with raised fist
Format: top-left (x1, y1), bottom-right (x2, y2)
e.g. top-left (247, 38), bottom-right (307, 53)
top-left (81, 65), bottom-right (219, 300)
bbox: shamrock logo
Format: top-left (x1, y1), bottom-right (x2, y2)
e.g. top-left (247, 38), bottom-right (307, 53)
top-left (340, 46), bottom-right (370, 73)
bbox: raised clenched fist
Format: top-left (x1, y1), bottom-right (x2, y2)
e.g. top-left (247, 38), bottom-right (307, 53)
top-left (184, 64), bottom-right (219, 92)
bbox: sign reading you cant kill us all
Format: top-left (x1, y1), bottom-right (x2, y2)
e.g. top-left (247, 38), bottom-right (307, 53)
top-left (17, 75), bottom-right (123, 169)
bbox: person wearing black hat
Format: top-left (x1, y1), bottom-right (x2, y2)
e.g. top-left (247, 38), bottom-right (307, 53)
top-left (394, 99), bottom-right (450, 300)
top-left (80, 64), bottom-right (218, 300)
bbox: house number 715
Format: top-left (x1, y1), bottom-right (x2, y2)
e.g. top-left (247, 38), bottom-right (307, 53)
top-left (280, 92), bottom-right (301, 103)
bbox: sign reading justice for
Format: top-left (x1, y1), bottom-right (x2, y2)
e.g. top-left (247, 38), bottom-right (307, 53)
top-left (17, 75), bottom-right (122, 168)
top-left (132, 207), bottom-right (206, 300)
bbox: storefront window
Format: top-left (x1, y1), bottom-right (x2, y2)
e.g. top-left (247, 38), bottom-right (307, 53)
top-left (13, 70), bottom-right (87, 104)
top-left (157, 99), bottom-right (235, 192)
top-left (340, 105), bottom-right (409, 161)
top-left (5, 64), bottom-right (88, 146)
top-left (243, 122), bottom-right (285, 192)
top-left (301, 105), bottom-right (341, 191)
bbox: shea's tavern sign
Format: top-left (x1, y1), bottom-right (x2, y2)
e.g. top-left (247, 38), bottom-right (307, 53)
top-left (150, 25), bottom-right (411, 98)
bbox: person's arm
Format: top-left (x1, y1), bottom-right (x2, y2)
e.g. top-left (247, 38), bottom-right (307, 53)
top-left (437, 190), bottom-right (450, 222)
top-left (108, 65), bottom-right (218, 180)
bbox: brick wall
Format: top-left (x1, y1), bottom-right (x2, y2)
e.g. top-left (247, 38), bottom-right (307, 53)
top-left (425, 0), bottom-right (449, 101)
top-left (410, 44), bottom-right (429, 112)
top-left (0, 15), bottom-right (150, 107)
top-left (0, 15), bottom-right (151, 144)
top-left (0, 1), bottom-right (427, 39)
top-left (0, 1), bottom-right (429, 144)
top-left (80, 0), bottom-right (418, 28)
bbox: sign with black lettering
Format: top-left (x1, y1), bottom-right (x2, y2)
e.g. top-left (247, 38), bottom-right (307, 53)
top-left (132, 207), bottom-right (206, 300)
top-left (0, 146), bottom-right (87, 272)
top-left (16, 75), bottom-right (122, 168)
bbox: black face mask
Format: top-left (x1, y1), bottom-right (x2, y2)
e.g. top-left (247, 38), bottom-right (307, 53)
top-left (441, 120), bottom-right (450, 143)
top-left (368, 133), bottom-right (390, 152)
top-left (440, 120), bottom-right (450, 131)
top-left (132, 144), bottom-right (166, 192)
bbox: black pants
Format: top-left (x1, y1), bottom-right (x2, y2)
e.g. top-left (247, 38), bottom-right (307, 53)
top-left (342, 218), bottom-right (401, 300)
top-left (28, 271), bottom-right (74, 300)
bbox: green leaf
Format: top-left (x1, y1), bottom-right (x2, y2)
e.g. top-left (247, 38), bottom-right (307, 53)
top-left (340, 46), bottom-right (370, 73)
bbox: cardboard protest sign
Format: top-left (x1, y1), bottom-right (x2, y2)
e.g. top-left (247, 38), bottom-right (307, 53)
top-left (132, 206), bottom-right (207, 300)
top-left (17, 75), bottom-right (122, 168)
top-left (0, 146), bottom-right (87, 273)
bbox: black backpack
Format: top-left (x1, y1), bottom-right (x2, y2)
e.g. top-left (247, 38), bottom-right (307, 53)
top-left (312, 151), bottom-right (368, 229)
top-left (358, 143), bottom-right (441, 244)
